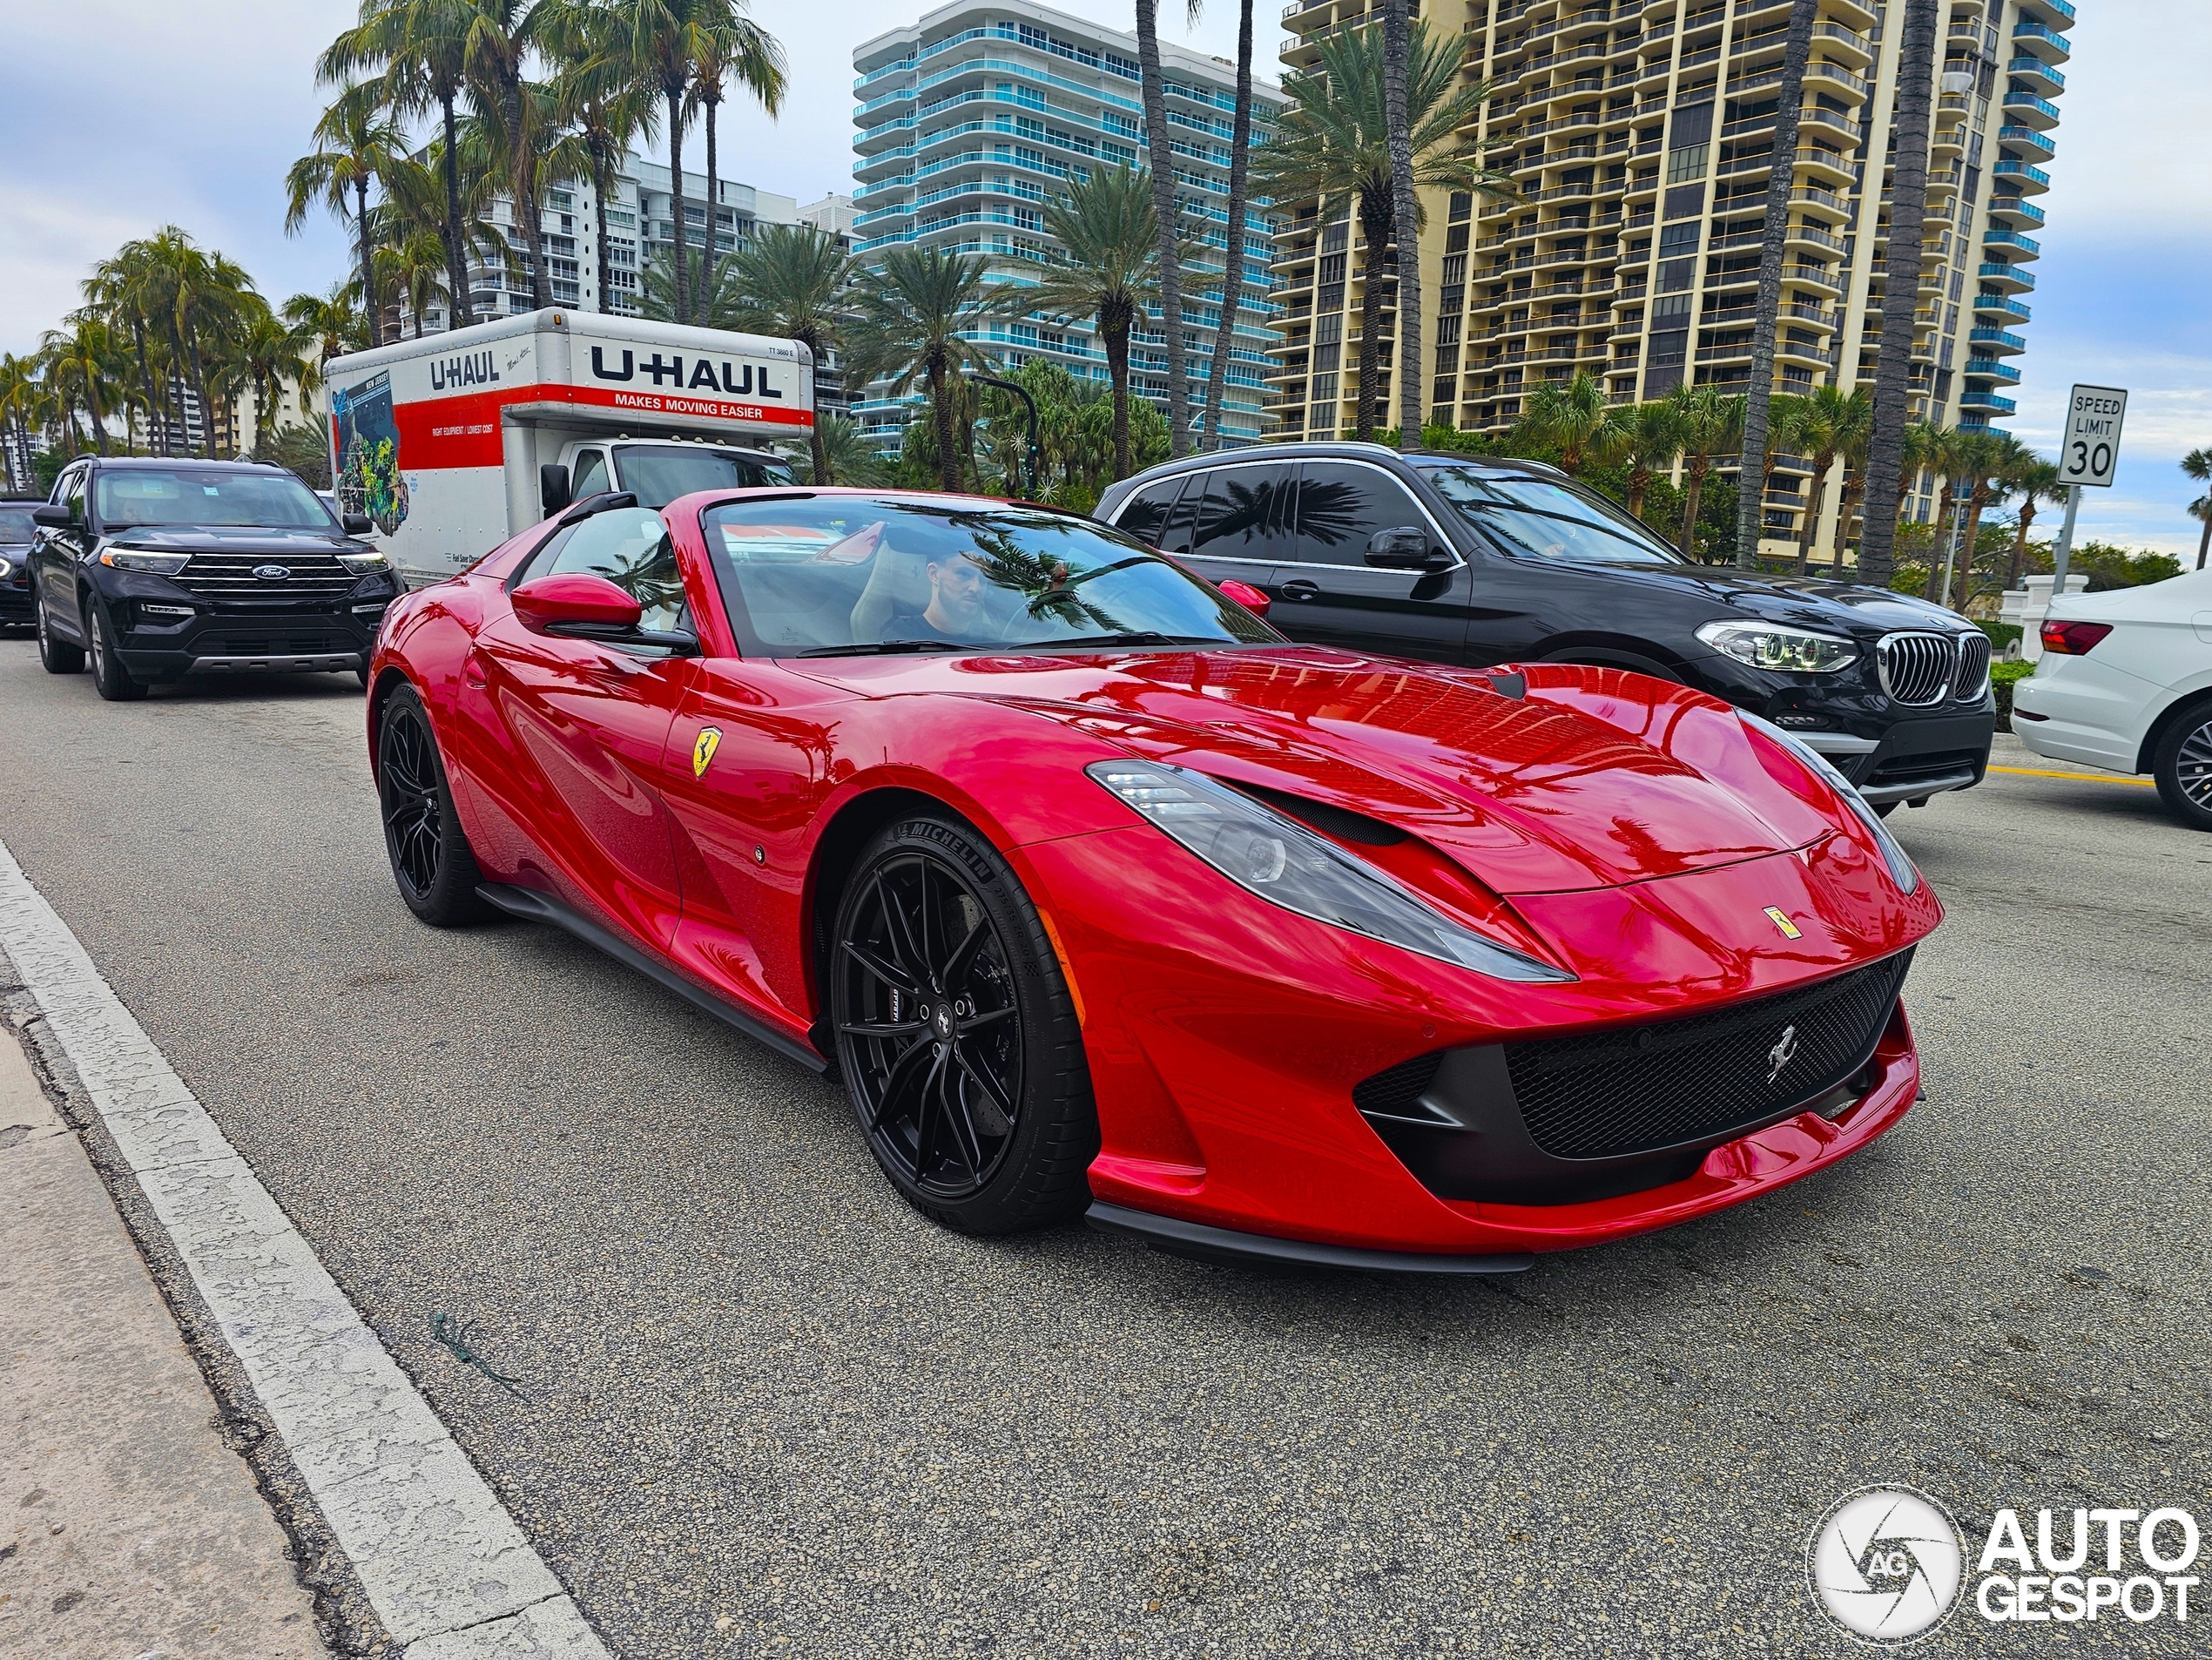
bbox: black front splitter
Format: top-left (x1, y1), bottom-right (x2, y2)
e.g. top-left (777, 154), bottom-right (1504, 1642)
top-left (1086, 1201), bottom-right (1534, 1275)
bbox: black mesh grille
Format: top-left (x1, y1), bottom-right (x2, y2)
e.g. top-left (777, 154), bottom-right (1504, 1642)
top-left (1504, 953), bottom-right (1912, 1161)
top-left (1352, 1051), bottom-right (1445, 1122)
top-left (1869, 747), bottom-right (1983, 788)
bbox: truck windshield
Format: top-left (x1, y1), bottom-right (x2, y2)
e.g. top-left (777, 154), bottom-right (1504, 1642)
top-left (1414, 463), bottom-right (1686, 566)
top-left (95, 469), bottom-right (334, 531)
top-left (618, 446), bottom-right (794, 508)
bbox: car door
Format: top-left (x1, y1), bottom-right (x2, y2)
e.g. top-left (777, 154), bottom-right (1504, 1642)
top-left (1179, 460), bottom-right (1301, 595)
top-left (1268, 459), bottom-right (1475, 663)
top-left (36, 466), bottom-right (91, 634)
top-left (468, 504), bottom-right (697, 949)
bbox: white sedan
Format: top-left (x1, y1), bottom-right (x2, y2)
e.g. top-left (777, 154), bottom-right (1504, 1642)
top-left (2013, 567), bottom-right (2212, 829)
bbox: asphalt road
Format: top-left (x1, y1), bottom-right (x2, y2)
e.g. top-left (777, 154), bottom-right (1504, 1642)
top-left (0, 645), bottom-right (2205, 1658)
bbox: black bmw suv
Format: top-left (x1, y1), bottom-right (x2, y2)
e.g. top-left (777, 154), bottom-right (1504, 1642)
top-left (1096, 442), bottom-right (1993, 811)
top-left (28, 456), bottom-right (402, 701)
top-left (0, 499), bottom-right (36, 630)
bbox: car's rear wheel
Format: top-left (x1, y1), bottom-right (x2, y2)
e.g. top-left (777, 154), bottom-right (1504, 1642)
top-left (2151, 704), bottom-right (2212, 832)
top-left (377, 684), bottom-right (489, 925)
top-left (35, 591), bottom-right (84, 674)
top-left (831, 814), bottom-right (1096, 1234)
top-left (84, 599), bottom-right (146, 702)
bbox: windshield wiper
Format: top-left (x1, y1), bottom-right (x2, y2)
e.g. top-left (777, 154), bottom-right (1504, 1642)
top-left (795, 639), bottom-right (968, 657)
top-left (1037, 631), bottom-right (1214, 649)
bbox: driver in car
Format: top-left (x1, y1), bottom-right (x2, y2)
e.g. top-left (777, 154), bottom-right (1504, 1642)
top-left (886, 550), bottom-right (991, 644)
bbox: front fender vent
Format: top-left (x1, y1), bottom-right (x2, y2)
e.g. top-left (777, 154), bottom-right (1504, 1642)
top-left (1352, 1050), bottom-right (1452, 1125)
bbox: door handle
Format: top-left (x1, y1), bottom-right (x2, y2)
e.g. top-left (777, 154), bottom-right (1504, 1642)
top-left (1279, 580), bottom-right (1320, 601)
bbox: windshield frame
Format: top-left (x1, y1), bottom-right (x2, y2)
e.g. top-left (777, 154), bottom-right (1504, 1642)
top-left (91, 466), bottom-right (340, 534)
top-left (1411, 460), bottom-right (1690, 569)
top-left (694, 490), bottom-right (1285, 660)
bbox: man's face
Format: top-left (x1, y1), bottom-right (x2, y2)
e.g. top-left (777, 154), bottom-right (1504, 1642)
top-left (927, 555), bottom-right (988, 626)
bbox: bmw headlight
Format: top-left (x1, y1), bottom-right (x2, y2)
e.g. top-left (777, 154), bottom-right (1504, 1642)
top-left (1696, 620), bottom-right (1858, 673)
top-left (1739, 712), bottom-right (1919, 894)
top-left (99, 545), bottom-right (191, 576)
top-left (0, 556), bottom-right (11, 579)
top-left (338, 549), bottom-right (390, 575)
top-left (1088, 760), bottom-right (1575, 982)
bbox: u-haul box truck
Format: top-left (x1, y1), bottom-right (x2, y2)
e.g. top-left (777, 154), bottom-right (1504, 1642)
top-left (324, 308), bottom-right (813, 586)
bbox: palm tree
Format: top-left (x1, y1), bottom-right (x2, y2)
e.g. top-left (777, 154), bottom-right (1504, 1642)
top-left (1197, 0), bottom-right (1256, 454)
top-left (1595, 397), bottom-right (1684, 522)
top-left (685, 10), bottom-right (786, 295)
top-left (2000, 453), bottom-right (2060, 592)
top-left (1669, 382), bottom-right (1743, 560)
top-left (722, 224), bottom-right (855, 486)
top-left (1754, 392), bottom-right (1809, 557)
top-left (1025, 165), bottom-right (1196, 482)
top-left (0, 354), bottom-right (42, 485)
top-left (1134, 0), bottom-right (1196, 459)
top-left (2182, 447), bottom-right (2212, 570)
top-left (1732, 0), bottom-right (1820, 567)
top-left (1253, 20), bottom-right (1511, 442)
top-left (1855, 0), bottom-right (1940, 587)
top-left (285, 284), bottom-right (373, 366)
top-left (787, 413), bottom-right (887, 488)
top-left (1828, 394), bottom-right (1878, 575)
top-left (1381, 0), bottom-right (1421, 454)
top-left (1791, 384), bottom-right (1871, 575)
top-left (845, 246), bottom-right (1024, 492)
top-left (287, 84), bottom-right (406, 342)
top-left (83, 244), bottom-right (176, 455)
top-left (1946, 428), bottom-right (2019, 609)
top-left (378, 231), bottom-right (454, 338)
top-left (637, 245), bottom-right (743, 324)
top-left (40, 321), bottom-right (119, 455)
top-left (320, 0), bottom-right (479, 330)
top-left (1918, 424), bottom-right (1970, 603)
top-left (1517, 371), bottom-right (1608, 476)
top-left (546, 5), bottom-right (660, 316)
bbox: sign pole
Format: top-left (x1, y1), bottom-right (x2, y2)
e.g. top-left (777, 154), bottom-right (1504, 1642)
top-left (2047, 482), bottom-right (2081, 597)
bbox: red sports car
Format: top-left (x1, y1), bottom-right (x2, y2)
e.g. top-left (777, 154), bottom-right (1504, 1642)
top-left (368, 487), bottom-right (1941, 1272)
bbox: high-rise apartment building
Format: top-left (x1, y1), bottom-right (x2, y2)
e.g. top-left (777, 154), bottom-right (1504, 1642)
top-left (850, 0), bottom-right (1284, 449)
top-left (1268, 0), bottom-right (2073, 551)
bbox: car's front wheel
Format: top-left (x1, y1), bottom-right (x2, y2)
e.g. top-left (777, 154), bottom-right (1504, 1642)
top-left (831, 813), bottom-right (1096, 1234)
top-left (2152, 703), bottom-right (2212, 832)
top-left (84, 598), bottom-right (146, 701)
top-left (35, 591), bottom-right (84, 674)
top-left (376, 684), bottom-right (489, 925)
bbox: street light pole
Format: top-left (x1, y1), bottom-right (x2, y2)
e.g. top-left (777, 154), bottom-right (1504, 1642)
top-left (971, 375), bottom-right (1040, 501)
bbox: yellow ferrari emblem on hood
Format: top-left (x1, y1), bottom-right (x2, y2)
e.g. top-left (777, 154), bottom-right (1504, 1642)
top-left (1764, 906), bottom-right (1803, 940)
top-left (692, 726), bottom-right (722, 779)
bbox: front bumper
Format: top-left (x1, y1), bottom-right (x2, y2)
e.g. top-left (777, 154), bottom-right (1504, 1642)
top-left (93, 570), bottom-right (398, 680)
top-left (0, 563), bottom-right (29, 624)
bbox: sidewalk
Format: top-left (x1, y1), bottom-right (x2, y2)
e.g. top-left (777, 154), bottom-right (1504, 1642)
top-left (0, 1022), bottom-right (326, 1659)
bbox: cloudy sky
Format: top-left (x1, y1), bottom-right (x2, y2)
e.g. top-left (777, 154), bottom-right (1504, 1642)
top-left (3, 0), bottom-right (2204, 553)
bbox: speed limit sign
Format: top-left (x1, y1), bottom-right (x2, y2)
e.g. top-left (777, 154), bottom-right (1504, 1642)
top-left (2058, 383), bottom-right (2127, 488)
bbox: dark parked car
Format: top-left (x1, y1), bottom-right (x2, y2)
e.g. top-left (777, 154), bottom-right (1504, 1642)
top-left (0, 499), bottom-right (37, 630)
top-left (27, 456), bottom-right (402, 701)
top-left (1096, 442), bottom-right (1993, 811)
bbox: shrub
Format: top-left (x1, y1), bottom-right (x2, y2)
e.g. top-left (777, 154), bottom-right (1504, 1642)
top-left (1978, 621), bottom-right (2023, 654)
top-left (1992, 658), bottom-right (2033, 730)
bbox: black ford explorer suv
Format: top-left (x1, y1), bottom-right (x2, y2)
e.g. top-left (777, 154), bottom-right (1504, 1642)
top-left (1096, 442), bottom-right (1993, 812)
top-left (29, 456), bottom-right (402, 701)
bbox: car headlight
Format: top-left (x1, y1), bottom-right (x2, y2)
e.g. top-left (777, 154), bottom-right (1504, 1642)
top-left (99, 546), bottom-right (192, 576)
top-left (0, 556), bottom-right (11, 579)
top-left (1738, 712), bottom-right (1919, 894)
top-left (1696, 620), bottom-right (1858, 673)
top-left (338, 550), bottom-right (390, 574)
top-left (1087, 760), bottom-right (1575, 982)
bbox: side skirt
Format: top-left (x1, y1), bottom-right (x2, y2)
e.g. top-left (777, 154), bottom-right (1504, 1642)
top-left (475, 883), bottom-right (830, 1074)
top-left (1086, 1200), bottom-right (1534, 1276)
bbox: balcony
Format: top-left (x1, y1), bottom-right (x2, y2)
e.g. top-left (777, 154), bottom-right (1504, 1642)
top-left (1964, 359), bottom-right (2023, 384)
top-left (1968, 327), bottom-right (2027, 354)
top-left (2006, 57), bottom-right (2065, 94)
top-left (1989, 196), bottom-right (2047, 230)
top-left (1993, 159), bottom-right (2052, 194)
top-left (2013, 20), bottom-right (2072, 61)
top-left (1974, 294), bottom-right (2032, 322)
top-left (1998, 124), bottom-right (2057, 159)
top-left (1979, 261), bottom-right (2035, 291)
top-left (2001, 87), bottom-right (2063, 130)
top-left (2019, 0), bottom-right (2074, 27)
top-left (1984, 227), bottom-right (2041, 259)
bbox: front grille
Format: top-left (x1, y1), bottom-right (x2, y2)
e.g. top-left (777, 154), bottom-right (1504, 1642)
top-left (1953, 631), bottom-right (1992, 701)
top-left (172, 551), bottom-right (361, 604)
top-left (1868, 747), bottom-right (1983, 789)
top-left (202, 632), bottom-right (349, 656)
top-left (1503, 953), bottom-right (1912, 1161)
top-left (1352, 1051), bottom-right (1446, 1122)
top-left (1876, 631), bottom-right (1956, 705)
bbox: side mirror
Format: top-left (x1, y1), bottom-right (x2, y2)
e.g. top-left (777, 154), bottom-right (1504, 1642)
top-left (342, 512), bottom-right (374, 537)
top-left (539, 462), bottom-right (571, 517)
top-left (31, 503), bottom-right (71, 528)
top-left (1364, 527), bottom-right (1451, 570)
top-left (1217, 578), bottom-right (1271, 619)
top-left (512, 572), bottom-right (641, 635)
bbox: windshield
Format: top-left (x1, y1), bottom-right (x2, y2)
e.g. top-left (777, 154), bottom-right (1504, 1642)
top-left (0, 505), bottom-right (35, 543)
top-left (95, 469), bottom-right (334, 532)
top-left (702, 496), bottom-right (1281, 658)
top-left (1417, 464), bottom-right (1685, 566)
top-left (617, 446), bottom-right (795, 509)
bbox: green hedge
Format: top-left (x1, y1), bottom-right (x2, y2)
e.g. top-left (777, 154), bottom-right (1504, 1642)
top-left (1979, 621), bottom-right (2024, 653)
top-left (1992, 659), bottom-right (2033, 730)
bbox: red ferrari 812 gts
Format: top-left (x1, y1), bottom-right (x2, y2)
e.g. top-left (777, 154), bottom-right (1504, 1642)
top-left (367, 487), bottom-right (1941, 1272)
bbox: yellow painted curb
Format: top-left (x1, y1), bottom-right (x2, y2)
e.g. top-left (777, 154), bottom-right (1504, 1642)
top-left (1986, 765), bottom-right (2155, 787)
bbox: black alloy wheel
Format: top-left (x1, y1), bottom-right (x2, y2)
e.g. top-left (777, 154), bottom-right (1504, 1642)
top-left (2153, 705), bottom-right (2212, 832)
top-left (84, 598), bottom-right (146, 701)
top-left (35, 591), bottom-right (84, 674)
top-left (376, 684), bottom-right (489, 926)
top-left (832, 815), bottom-right (1096, 1234)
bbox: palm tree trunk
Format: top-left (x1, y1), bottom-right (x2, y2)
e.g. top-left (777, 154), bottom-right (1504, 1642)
top-left (703, 95), bottom-right (722, 301)
top-left (1134, 0), bottom-right (1190, 458)
top-left (1679, 462), bottom-right (1706, 557)
top-left (2006, 502), bottom-right (2034, 591)
top-left (442, 94), bottom-right (474, 330)
top-left (1923, 476), bottom-right (1956, 601)
top-left (164, 322), bottom-right (190, 455)
top-left (1352, 198), bottom-right (1392, 443)
top-left (1627, 469), bottom-right (1649, 519)
top-left (594, 150), bottom-right (616, 316)
top-left (1104, 307), bottom-right (1132, 480)
top-left (354, 177), bottom-right (380, 344)
top-left (128, 319), bottom-right (161, 457)
top-left (666, 88), bottom-right (691, 326)
top-left (1856, 0), bottom-right (1938, 588)
top-left (1835, 473), bottom-right (1865, 575)
top-left (1383, 0), bottom-right (1422, 454)
top-left (802, 328), bottom-right (831, 485)
top-left (1951, 486), bottom-right (1989, 609)
top-left (929, 357), bottom-right (961, 492)
top-left (1734, 0), bottom-right (1817, 568)
top-left (1794, 456), bottom-right (1831, 576)
top-left (2196, 511), bottom-right (2210, 571)
top-left (1201, 0), bottom-right (1254, 454)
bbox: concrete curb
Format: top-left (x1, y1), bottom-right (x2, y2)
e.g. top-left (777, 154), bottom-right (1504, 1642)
top-left (0, 836), bottom-right (610, 1660)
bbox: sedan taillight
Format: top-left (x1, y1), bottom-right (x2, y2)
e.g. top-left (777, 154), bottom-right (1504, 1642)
top-left (2040, 619), bottom-right (2113, 656)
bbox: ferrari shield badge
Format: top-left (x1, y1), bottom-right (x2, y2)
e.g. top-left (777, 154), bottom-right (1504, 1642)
top-left (1764, 906), bottom-right (1803, 940)
top-left (692, 726), bottom-right (723, 779)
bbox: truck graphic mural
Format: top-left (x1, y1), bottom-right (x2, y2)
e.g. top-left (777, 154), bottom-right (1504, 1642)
top-left (333, 372), bottom-right (410, 535)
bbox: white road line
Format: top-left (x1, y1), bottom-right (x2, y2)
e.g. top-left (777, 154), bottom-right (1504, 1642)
top-left (0, 837), bottom-right (610, 1660)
